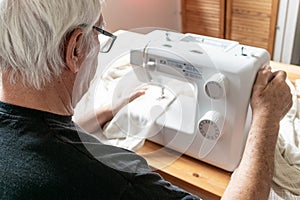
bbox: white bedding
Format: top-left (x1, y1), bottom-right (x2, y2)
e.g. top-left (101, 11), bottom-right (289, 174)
top-left (74, 57), bottom-right (300, 199)
top-left (269, 80), bottom-right (300, 199)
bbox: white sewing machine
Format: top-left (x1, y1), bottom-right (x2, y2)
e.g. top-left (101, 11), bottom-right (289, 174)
top-left (128, 30), bottom-right (269, 172)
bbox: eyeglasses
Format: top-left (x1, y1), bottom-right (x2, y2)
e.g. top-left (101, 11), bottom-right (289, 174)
top-left (93, 26), bottom-right (117, 53)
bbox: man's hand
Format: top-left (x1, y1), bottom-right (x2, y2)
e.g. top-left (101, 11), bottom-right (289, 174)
top-left (76, 88), bottom-right (147, 133)
top-left (111, 87), bottom-right (148, 117)
top-left (250, 65), bottom-right (292, 122)
top-left (99, 87), bottom-right (148, 129)
top-left (222, 65), bottom-right (293, 200)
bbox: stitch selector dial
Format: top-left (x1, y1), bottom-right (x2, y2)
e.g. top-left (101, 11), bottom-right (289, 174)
top-left (204, 73), bottom-right (228, 99)
top-left (198, 111), bottom-right (224, 140)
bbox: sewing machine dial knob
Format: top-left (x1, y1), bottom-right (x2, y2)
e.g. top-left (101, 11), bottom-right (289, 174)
top-left (204, 73), bottom-right (228, 99)
top-left (198, 111), bottom-right (224, 140)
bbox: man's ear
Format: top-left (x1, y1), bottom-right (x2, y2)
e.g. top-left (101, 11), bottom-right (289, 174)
top-left (65, 28), bottom-right (84, 73)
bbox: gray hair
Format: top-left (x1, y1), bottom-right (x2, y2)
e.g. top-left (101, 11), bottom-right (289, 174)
top-left (0, 0), bottom-right (103, 89)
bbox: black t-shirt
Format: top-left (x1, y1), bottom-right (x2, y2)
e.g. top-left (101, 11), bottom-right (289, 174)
top-left (0, 101), bottom-right (199, 200)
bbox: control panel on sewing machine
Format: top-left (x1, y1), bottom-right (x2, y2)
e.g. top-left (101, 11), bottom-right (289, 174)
top-left (130, 30), bottom-right (270, 171)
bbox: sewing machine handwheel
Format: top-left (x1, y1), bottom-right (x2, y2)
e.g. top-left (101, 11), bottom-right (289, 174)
top-left (204, 73), bottom-right (228, 100)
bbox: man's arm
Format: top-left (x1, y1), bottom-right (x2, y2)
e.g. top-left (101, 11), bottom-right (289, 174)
top-left (221, 65), bottom-right (292, 200)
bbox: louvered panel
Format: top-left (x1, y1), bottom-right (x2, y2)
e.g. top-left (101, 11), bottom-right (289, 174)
top-left (232, 8), bottom-right (271, 19)
top-left (185, 18), bottom-right (221, 37)
top-left (226, 0), bottom-right (279, 57)
top-left (186, 10), bottom-right (221, 20)
top-left (233, 1), bottom-right (272, 9)
top-left (231, 34), bottom-right (269, 50)
top-left (186, 0), bottom-right (222, 8)
top-left (182, 0), bottom-right (225, 38)
top-left (185, 19), bottom-right (220, 30)
top-left (231, 18), bottom-right (270, 35)
top-left (181, 0), bottom-right (278, 57)
top-left (186, 3), bottom-right (220, 11)
top-left (185, 27), bottom-right (221, 38)
top-left (230, 21), bottom-right (270, 33)
top-left (231, 32), bottom-right (269, 46)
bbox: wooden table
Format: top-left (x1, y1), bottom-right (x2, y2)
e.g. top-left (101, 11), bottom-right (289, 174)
top-left (137, 141), bottom-right (231, 199)
top-left (271, 61), bottom-right (300, 85)
top-left (137, 61), bottom-right (300, 200)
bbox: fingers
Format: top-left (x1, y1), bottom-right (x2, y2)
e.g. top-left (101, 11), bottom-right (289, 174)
top-left (251, 64), bottom-right (292, 121)
top-left (254, 65), bottom-right (274, 87)
top-left (112, 88), bottom-right (147, 115)
top-left (253, 65), bottom-right (288, 91)
top-left (129, 88), bottom-right (147, 102)
top-left (269, 70), bottom-right (287, 86)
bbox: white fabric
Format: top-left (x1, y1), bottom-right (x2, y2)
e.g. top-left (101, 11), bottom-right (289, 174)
top-left (100, 86), bottom-right (176, 151)
top-left (268, 80), bottom-right (300, 200)
top-left (74, 57), bottom-right (300, 200)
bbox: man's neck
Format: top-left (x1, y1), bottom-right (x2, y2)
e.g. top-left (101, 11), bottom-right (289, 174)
top-left (0, 71), bottom-right (74, 116)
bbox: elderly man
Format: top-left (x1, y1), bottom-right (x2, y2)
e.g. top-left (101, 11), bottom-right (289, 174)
top-left (0, 0), bottom-right (292, 199)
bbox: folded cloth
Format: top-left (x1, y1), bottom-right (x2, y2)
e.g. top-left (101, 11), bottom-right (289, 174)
top-left (101, 85), bottom-right (177, 151)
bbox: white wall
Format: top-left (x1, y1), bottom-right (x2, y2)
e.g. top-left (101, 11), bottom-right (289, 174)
top-left (273, 0), bottom-right (288, 62)
top-left (273, 0), bottom-right (300, 65)
top-left (102, 0), bottom-right (182, 33)
top-left (291, 7), bottom-right (300, 65)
